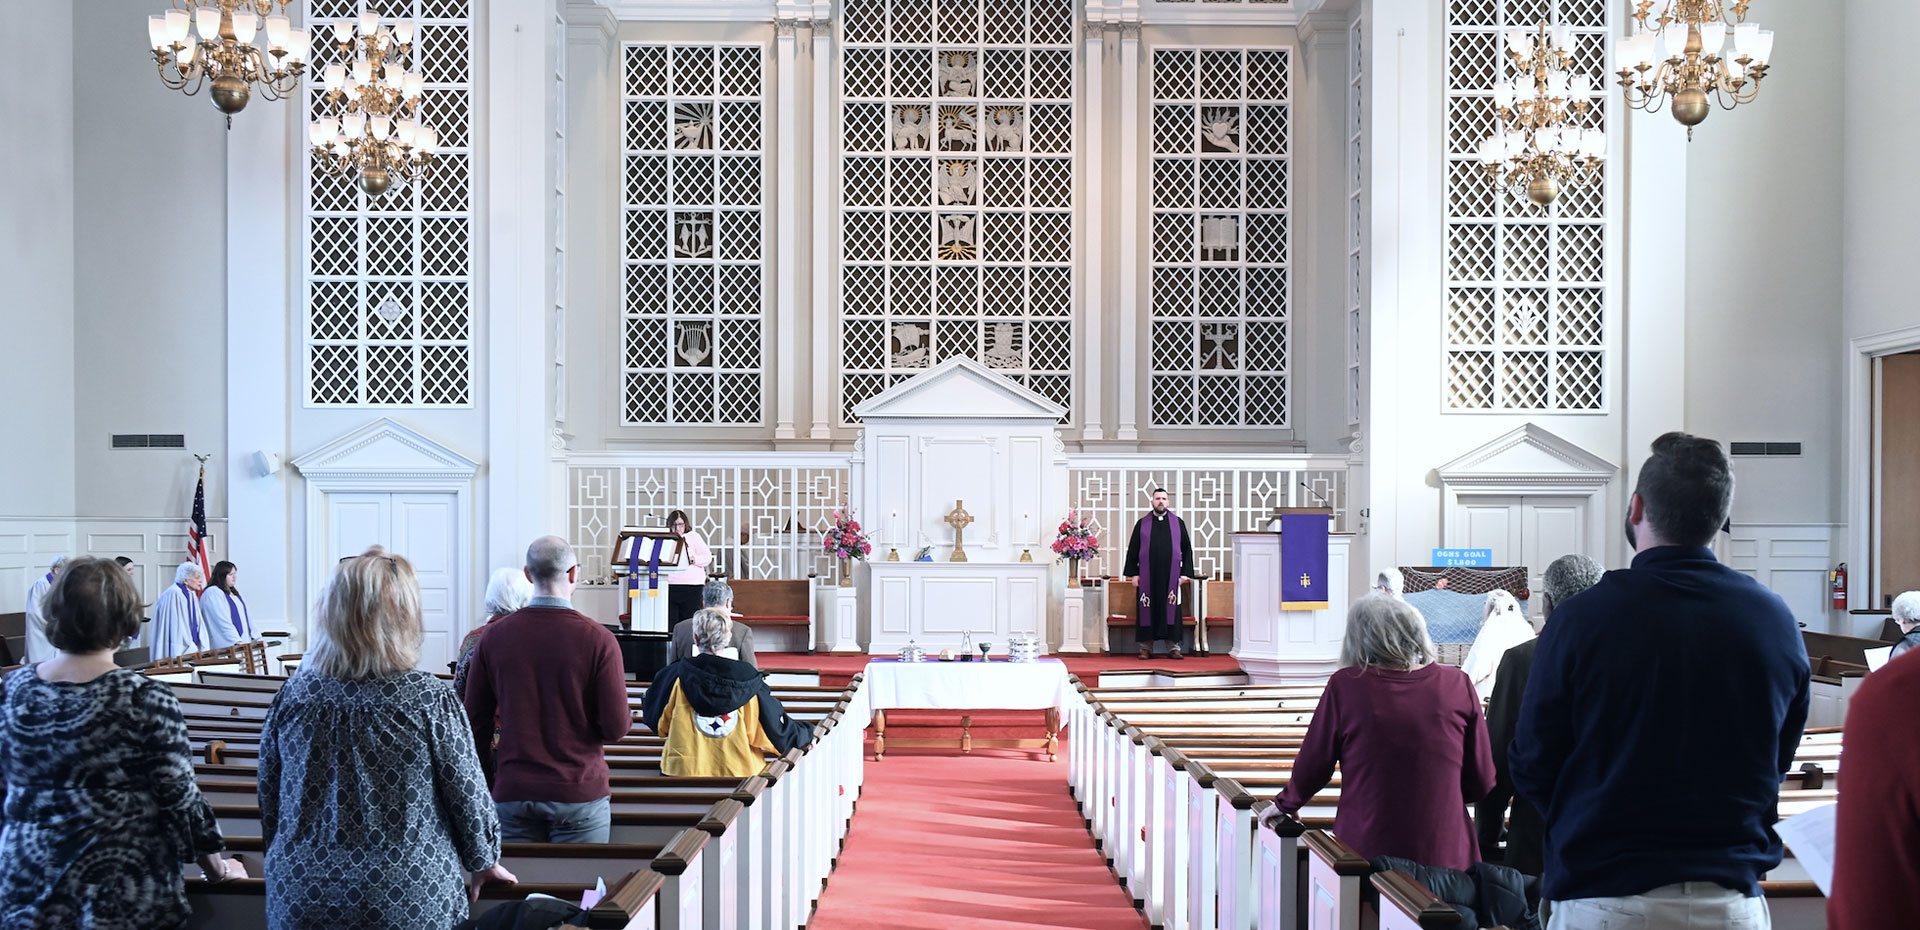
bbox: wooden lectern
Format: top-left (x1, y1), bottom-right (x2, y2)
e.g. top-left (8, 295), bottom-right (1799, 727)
top-left (610, 527), bottom-right (688, 634)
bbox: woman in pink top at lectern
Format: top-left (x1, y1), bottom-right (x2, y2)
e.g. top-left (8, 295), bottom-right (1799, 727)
top-left (664, 509), bottom-right (714, 628)
top-left (1267, 594), bottom-right (1496, 871)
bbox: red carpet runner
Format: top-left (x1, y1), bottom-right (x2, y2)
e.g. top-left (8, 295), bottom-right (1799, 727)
top-left (808, 738), bottom-right (1148, 930)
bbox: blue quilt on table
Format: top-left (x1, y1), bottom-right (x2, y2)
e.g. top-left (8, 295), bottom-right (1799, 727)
top-left (1404, 589), bottom-right (1529, 644)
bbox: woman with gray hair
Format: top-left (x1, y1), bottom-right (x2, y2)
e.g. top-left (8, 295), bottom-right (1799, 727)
top-left (453, 567), bottom-right (535, 696)
top-left (1268, 594), bottom-right (1495, 870)
top-left (259, 548), bottom-right (515, 929)
top-left (1889, 590), bottom-right (1920, 662)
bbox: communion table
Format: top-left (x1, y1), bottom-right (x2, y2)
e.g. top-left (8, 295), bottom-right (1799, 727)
top-left (863, 560), bottom-right (1051, 655)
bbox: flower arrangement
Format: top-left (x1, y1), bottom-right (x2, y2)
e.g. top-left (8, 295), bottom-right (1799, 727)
top-left (1051, 508), bottom-right (1099, 563)
top-left (823, 507), bottom-right (873, 562)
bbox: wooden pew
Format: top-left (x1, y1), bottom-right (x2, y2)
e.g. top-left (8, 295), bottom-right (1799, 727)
top-left (163, 665), bottom-right (867, 930)
top-left (728, 578), bottom-right (814, 653)
top-left (182, 837), bottom-right (685, 930)
top-left (1074, 674), bottom-right (1842, 930)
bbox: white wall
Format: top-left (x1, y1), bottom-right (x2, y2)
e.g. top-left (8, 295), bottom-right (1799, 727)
top-left (71, 0), bottom-right (229, 521)
top-left (1683, 2), bottom-right (1844, 527)
top-left (0, 2), bottom-right (76, 520)
top-left (1845, 0), bottom-right (1920, 342)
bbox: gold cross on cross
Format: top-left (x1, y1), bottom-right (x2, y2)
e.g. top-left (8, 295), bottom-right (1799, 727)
top-left (1298, 572), bottom-right (1313, 588)
top-left (945, 500), bottom-right (974, 562)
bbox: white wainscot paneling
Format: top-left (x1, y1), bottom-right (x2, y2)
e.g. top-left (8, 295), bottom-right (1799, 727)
top-left (0, 518), bottom-right (229, 611)
top-left (1722, 524), bottom-right (1840, 632)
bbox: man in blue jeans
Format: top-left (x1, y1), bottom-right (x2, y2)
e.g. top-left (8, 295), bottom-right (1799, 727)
top-left (465, 536), bottom-right (633, 843)
top-left (1511, 433), bottom-right (1810, 929)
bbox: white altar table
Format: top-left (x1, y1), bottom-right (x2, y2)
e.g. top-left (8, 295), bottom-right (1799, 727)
top-left (862, 657), bottom-right (1073, 761)
top-left (861, 657), bottom-right (1072, 711)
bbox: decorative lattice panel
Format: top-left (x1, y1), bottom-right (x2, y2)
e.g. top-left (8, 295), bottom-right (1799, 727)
top-left (304, 0), bottom-right (474, 407)
top-left (837, 0), bottom-right (1077, 423)
top-left (1443, 0), bottom-right (1608, 411)
top-left (1346, 20), bottom-right (1364, 428)
top-left (621, 44), bottom-right (766, 425)
top-left (1068, 463), bottom-right (1347, 578)
top-left (568, 463), bottom-right (848, 581)
top-left (1148, 47), bottom-right (1293, 427)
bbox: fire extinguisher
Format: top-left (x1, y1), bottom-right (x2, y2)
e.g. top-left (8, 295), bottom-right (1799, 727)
top-left (1830, 563), bottom-right (1848, 611)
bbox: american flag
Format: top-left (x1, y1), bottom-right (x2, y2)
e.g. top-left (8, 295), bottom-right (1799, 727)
top-left (186, 466), bottom-right (211, 582)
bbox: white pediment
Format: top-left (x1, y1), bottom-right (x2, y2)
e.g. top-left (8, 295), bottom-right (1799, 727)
top-left (852, 357), bottom-right (1067, 422)
top-left (1437, 423), bottom-right (1616, 488)
top-left (292, 418), bottom-right (480, 479)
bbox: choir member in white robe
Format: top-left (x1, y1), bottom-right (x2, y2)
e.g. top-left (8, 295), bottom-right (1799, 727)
top-left (199, 560), bottom-right (255, 649)
top-left (150, 562), bottom-right (209, 660)
top-left (21, 556), bottom-right (67, 663)
top-left (1462, 589), bottom-right (1534, 701)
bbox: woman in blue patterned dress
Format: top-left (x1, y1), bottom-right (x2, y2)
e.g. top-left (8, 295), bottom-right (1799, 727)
top-left (259, 548), bottom-right (515, 930)
top-left (0, 557), bottom-right (245, 929)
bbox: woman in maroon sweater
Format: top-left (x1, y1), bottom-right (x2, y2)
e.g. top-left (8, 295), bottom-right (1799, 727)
top-left (1269, 594), bottom-right (1496, 870)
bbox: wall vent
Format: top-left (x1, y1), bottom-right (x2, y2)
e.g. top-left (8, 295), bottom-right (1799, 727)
top-left (1729, 441), bottom-right (1802, 457)
top-left (111, 434), bottom-right (186, 450)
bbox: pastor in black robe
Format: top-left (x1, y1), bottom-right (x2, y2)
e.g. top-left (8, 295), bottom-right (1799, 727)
top-left (1122, 509), bottom-right (1194, 642)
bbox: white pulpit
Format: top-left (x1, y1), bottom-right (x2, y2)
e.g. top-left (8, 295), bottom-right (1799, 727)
top-left (864, 560), bottom-right (1051, 654)
top-left (848, 358), bottom-right (1072, 652)
top-left (1231, 532), bottom-right (1355, 683)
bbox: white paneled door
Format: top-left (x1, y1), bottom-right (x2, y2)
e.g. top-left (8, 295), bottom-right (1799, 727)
top-left (1455, 495), bottom-right (1591, 617)
top-left (324, 492), bottom-right (462, 673)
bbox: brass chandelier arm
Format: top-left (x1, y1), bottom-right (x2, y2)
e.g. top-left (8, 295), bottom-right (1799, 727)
top-left (307, 12), bottom-right (435, 196)
top-left (145, 0), bottom-right (306, 118)
top-left (1616, 0), bottom-right (1774, 133)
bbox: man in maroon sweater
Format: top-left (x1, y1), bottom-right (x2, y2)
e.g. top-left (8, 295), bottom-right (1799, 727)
top-left (1828, 644), bottom-right (1920, 928)
top-left (464, 536), bottom-right (632, 843)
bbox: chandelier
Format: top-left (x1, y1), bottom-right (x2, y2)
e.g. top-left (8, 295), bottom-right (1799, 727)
top-left (146, 1), bottom-right (309, 122)
top-left (1476, 23), bottom-right (1606, 207)
top-left (1617, 1), bottom-right (1775, 135)
top-left (306, 11), bottom-right (436, 197)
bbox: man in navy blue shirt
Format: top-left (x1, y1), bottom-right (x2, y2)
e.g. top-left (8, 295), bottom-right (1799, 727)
top-left (1511, 432), bottom-right (1810, 930)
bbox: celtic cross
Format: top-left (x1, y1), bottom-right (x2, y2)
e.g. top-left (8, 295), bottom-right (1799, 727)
top-left (944, 500), bottom-right (975, 562)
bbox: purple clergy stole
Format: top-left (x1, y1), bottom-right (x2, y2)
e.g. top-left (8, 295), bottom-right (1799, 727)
top-left (1135, 511), bottom-right (1185, 629)
top-left (178, 583), bottom-right (203, 648)
top-left (222, 589), bottom-right (249, 638)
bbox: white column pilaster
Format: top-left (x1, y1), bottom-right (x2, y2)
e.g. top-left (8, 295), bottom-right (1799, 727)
top-left (773, 16), bottom-right (801, 440)
top-left (1115, 20), bottom-right (1142, 441)
top-left (1079, 21), bottom-right (1106, 442)
top-left (226, 79), bottom-right (293, 632)
top-left (487, 0), bottom-right (556, 570)
top-left (809, 15), bottom-right (835, 439)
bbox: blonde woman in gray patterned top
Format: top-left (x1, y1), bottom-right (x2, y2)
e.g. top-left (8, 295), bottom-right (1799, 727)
top-left (0, 557), bottom-right (244, 929)
top-left (259, 548), bottom-right (515, 930)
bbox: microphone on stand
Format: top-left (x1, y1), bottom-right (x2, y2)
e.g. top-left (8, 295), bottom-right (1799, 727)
top-left (1298, 481), bottom-right (1333, 508)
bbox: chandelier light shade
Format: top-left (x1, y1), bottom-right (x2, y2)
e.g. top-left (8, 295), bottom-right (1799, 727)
top-left (307, 11), bottom-right (436, 197)
top-left (1617, 0), bottom-right (1774, 136)
top-left (147, 1), bottom-right (308, 122)
top-left (1477, 23), bottom-right (1605, 207)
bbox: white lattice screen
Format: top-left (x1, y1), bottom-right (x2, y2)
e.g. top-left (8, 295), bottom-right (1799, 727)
top-left (1148, 47), bottom-right (1293, 428)
top-left (565, 455), bottom-right (1347, 582)
top-left (836, 0), bottom-right (1078, 423)
top-left (1067, 461), bottom-right (1347, 579)
top-left (567, 462), bottom-right (848, 581)
top-left (1346, 20), bottom-right (1364, 428)
top-left (304, 0), bottom-right (474, 407)
top-left (620, 44), bottom-right (766, 425)
top-left (1443, 0), bottom-right (1608, 411)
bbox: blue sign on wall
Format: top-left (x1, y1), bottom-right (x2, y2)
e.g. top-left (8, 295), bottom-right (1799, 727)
top-left (1431, 548), bottom-right (1494, 567)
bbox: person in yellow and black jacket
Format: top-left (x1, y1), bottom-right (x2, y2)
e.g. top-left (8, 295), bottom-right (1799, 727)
top-left (639, 608), bottom-right (815, 777)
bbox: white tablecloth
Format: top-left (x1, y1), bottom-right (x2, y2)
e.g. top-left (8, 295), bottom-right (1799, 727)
top-left (860, 658), bottom-right (1073, 717)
